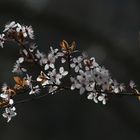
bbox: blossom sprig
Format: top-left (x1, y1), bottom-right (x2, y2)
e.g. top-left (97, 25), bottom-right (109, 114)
top-left (0, 21), bottom-right (140, 122)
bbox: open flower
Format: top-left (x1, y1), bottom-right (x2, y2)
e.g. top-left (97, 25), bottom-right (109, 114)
top-left (48, 67), bottom-right (68, 85)
top-left (48, 85), bottom-right (58, 94)
top-left (29, 85), bottom-right (40, 95)
top-left (98, 94), bottom-right (107, 105)
top-left (87, 92), bottom-right (107, 105)
top-left (25, 26), bottom-right (34, 39)
top-left (70, 56), bottom-right (83, 73)
top-left (37, 71), bottom-right (50, 86)
top-left (25, 74), bottom-right (32, 88)
top-left (2, 106), bottom-right (17, 122)
top-left (44, 53), bottom-right (55, 70)
top-left (129, 80), bottom-right (136, 89)
top-left (87, 92), bottom-right (98, 103)
top-left (71, 70), bottom-right (95, 95)
top-left (16, 24), bottom-right (28, 39)
top-left (50, 47), bottom-right (64, 59)
top-left (29, 44), bottom-right (38, 52)
top-left (3, 21), bottom-right (17, 32)
top-left (12, 61), bottom-right (27, 74)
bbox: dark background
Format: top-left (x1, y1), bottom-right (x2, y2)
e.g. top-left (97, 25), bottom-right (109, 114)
top-left (0, 0), bottom-right (140, 140)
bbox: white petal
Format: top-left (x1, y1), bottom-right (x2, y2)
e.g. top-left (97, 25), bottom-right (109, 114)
top-left (37, 77), bottom-right (42, 82)
top-left (50, 63), bottom-right (54, 69)
top-left (98, 95), bottom-right (104, 101)
top-left (18, 57), bottom-right (24, 63)
top-left (86, 85), bottom-right (94, 91)
top-left (71, 84), bottom-right (75, 90)
top-left (93, 97), bottom-right (98, 104)
top-left (77, 75), bottom-right (82, 81)
top-left (12, 107), bottom-right (16, 111)
top-left (62, 71), bottom-right (68, 76)
top-left (75, 83), bottom-right (81, 89)
top-left (9, 99), bottom-right (14, 105)
top-left (42, 80), bottom-right (49, 86)
top-left (21, 68), bottom-right (27, 72)
top-left (7, 117), bottom-right (11, 123)
top-left (56, 74), bottom-right (62, 79)
top-left (102, 99), bottom-right (106, 105)
top-left (59, 67), bottom-right (64, 73)
top-left (78, 56), bottom-right (82, 62)
top-left (22, 49), bottom-right (28, 56)
top-left (87, 93), bottom-right (94, 100)
top-left (61, 58), bottom-right (66, 63)
top-left (70, 63), bottom-right (75, 68)
top-left (0, 93), bottom-right (8, 99)
top-left (73, 58), bottom-right (77, 63)
top-left (75, 66), bottom-right (79, 73)
top-left (56, 79), bottom-right (61, 85)
top-left (114, 88), bottom-right (119, 93)
top-left (44, 64), bottom-right (49, 70)
top-left (79, 87), bottom-right (85, 95)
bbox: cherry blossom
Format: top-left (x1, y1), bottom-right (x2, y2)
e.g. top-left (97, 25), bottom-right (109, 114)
top-left (70, 56), bottom-right (83, 73)
top-left (3, 21), bottom-right (17, 32)
top-left (2, 107), bottom-right (17, 122)
top-left (25, 26), bottom-right (34, 39)
top-left (129, 80), bottom-right (136, 89)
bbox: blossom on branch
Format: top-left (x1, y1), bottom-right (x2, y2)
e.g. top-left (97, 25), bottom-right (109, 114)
top-left (0, 21), bottom-right (139, 122)
top-left (2, 106), bottom-right (17, 122)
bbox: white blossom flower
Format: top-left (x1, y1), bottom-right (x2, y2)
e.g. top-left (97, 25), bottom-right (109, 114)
top-left (16, 57), bottom-right (24, 64)
top-left (35, 50), bottom-right (44, 59)
top-left (37, 71), bottom-right (50, 86)
top-left (111, 80), bottom-right (120, 93)
top-left (98, 94), bottom-right (106, 105)
top-left (29, 44), bottom-right (38, 52)
top-left (129, 80), bottom-right (136, 89)
top-left (70, 56), bottom-right (83, 73)
top-left (87, 92), bottom-right (98, 103)
top-left (119, 83), bottom-right (125, 92)
top-left (35, 50), bottom-right (47, 65)
top-left (70, 77), bottom-right (81, 90)
top-left (12, 62), bottom-right (27, 74)
top-left (0, 34), bottom-right (5, 48)
top-left (59, 67), bottom-right (68, 77)
top-left (29, 85), bottom-right (40, 95)
top-left (2, 106), bottom-right (17, 122)
top-left (48, 85), bottom-right (58, 94)
top-left (16, 24), bottom-right (28, 38)
top-left (92, 67), bottom-right (111, 91)
top-left (25, 74), bottom-right (32, 88)
top-left (50, 47), bottom-right (64, 59)
top-left (48, 67), bottom-right (68, 85)
top-left (71, 70), bottom-right (95, 95)
top-left (44, 53), bottom-right (55, 70)
top-left (3, 21), bottom-right (17, 32)
top-left (25, 26), bottom-right (34, 39)
top-left (9, 99), bottom-right (14, 105)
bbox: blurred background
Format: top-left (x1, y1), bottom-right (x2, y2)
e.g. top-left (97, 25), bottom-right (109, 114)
top-left (0, 0), bottom-right (140, 140)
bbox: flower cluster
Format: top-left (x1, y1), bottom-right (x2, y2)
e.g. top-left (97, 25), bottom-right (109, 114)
top-left (0, 21), bottom-right (139, 122)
